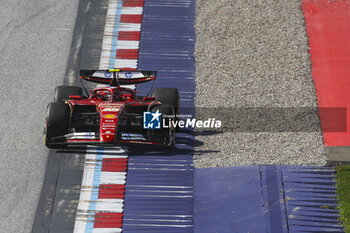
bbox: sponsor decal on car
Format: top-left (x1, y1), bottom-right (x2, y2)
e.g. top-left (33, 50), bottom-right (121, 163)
top-left (101, 130), bottom-right (115, 135)
top-left (99, 103), bottom-right (123, 108)
top-left (125, 71), bottom-right (133, 78)
top-left (121, 133), bottom-right (146, 141)
top-left (103, 114), bottom-right (117, 119)
top-left (102, 108), bottom-right (120, 112)
top-left (65, 132), bottom-right (97, 140)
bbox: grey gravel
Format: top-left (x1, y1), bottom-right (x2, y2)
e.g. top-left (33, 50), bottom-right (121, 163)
top-left (0, 0), bottom-right (79, 232)
top-left (194, 0), bottom-right (326, 167)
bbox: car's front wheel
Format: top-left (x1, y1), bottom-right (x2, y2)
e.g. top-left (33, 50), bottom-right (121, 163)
top-left (149, 104), bottom-right (175, 149)
top-left (152, 88), bottom-right (180, 131)
top-left (44, 102), bottom-right (70, 149)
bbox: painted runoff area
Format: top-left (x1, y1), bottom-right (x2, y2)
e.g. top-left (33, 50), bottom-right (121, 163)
top-left (123, 0), bottom-right (196, 232)
top-left (301, 0), bottom-right (350, 147)
top-left (194, 166), bottom-right (343, 233)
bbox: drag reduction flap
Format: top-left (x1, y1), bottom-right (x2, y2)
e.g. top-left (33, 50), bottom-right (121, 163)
top-left (80, 69), bottom-right (156, 85)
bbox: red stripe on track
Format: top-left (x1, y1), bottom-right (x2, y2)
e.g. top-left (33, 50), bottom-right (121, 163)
top-left (116, 49), bottom-right (139, 59)
top-left (123, 0), bottom-right (144, 7)
top-left (118, 31), bottom-right (141, 41)
top-left (94, 213), bottom-right (123, 228)
top-left (302, 0), bottom-right (350, 146)
top-left (102, 158), bottom-right (128, 172)
top-left (121, 14), bottom-right (143, 24)
top-left (98, 184), bottom-right (125, 199)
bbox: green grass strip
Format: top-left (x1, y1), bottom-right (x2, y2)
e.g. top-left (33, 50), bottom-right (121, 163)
top-left (336, 165), bottom-right (350, 232)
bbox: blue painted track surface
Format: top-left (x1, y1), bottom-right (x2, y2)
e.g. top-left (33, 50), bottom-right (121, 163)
top-left (194, 166), bottom-right (267, 233)
top-left (194, 166), bottom-right (344, 233)
top-left (123, 0), bottom-right (196, 232)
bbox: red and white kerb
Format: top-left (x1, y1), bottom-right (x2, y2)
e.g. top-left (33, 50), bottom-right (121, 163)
top-left (99, 0), bottom-right (144, 70)
top-left (74, 0), bottom-right (144, 232)
top-left (73, 147), bottom-right (129, 233)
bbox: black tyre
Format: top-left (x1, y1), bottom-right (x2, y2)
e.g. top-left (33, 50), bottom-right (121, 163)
top-left (55, 86), bottom-right (82, 102)
top-left (151, 88), bottom-right (180, 116)
top-left (149, 104), bottom-right (175, 148)
top-left (44, 102), bottom-right (70, 148)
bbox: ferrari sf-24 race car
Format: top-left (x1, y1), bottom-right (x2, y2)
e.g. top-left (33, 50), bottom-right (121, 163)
top-left (44, 69), bottom-right (180, 149)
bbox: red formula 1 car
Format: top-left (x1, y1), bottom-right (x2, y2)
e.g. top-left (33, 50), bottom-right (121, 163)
top-left (44, 69), bottom-right (179, 149)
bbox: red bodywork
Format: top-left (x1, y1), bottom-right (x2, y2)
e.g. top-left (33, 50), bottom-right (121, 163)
top-left (64, 86), bottom-right (163, 146)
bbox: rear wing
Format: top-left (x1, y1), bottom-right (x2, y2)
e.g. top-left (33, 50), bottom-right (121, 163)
top-left (80, 69), bottom-right (156, 86)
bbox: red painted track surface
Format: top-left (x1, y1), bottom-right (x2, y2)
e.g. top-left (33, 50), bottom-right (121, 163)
top-left (302, 0), bottom-right (350, 147)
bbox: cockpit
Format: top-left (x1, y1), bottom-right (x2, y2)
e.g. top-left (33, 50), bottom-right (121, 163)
top-left (90, 88), bottom-right (134, 102)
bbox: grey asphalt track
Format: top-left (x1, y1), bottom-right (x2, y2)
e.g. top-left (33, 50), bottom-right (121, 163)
top-left (0, 0), bottom-right (79, 232)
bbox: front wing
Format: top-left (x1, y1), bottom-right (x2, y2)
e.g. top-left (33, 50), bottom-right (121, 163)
top-left (47, 132), bottom-right (168, 148)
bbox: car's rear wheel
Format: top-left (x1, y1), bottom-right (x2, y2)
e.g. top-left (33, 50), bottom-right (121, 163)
top-left (55, 86), bottom-right (82, 102)
top-left (149, 104), bottom-right (175, 149)
top-left (44, 102), bottom-right (70, 149)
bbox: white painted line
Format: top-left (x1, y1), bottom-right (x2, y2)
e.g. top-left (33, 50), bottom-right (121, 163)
top-left (116, 40), bottom-right (139, 49)
top-left (93, 228), bottom-right (123, 233)
top-left (76, 199), bottom-right (124, 213)
top-left (100, 51), bottom-right (112, 62)
top-left (100, 171), bottom-right (127, 184)
top-left (73, 221), bottom-right (88, 233)
top-left (75, 202), bottom-right (91, 214)
top-left (103, 27), bottom-right (120, 36)
top-left (99, 0), bottom-right (119, 70)
top-left (114, 59), bottom-right (138, 68)
top-left (119, 23), bottom-right (142, 32)
top-left (96, 199), bottom-right (125, 212)
top-left (101, 37), bottom-right (113, 47)
top-left (73, 149), bottom-right (98, 232)
top-left (121, 7), bottom-right (143, 15)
